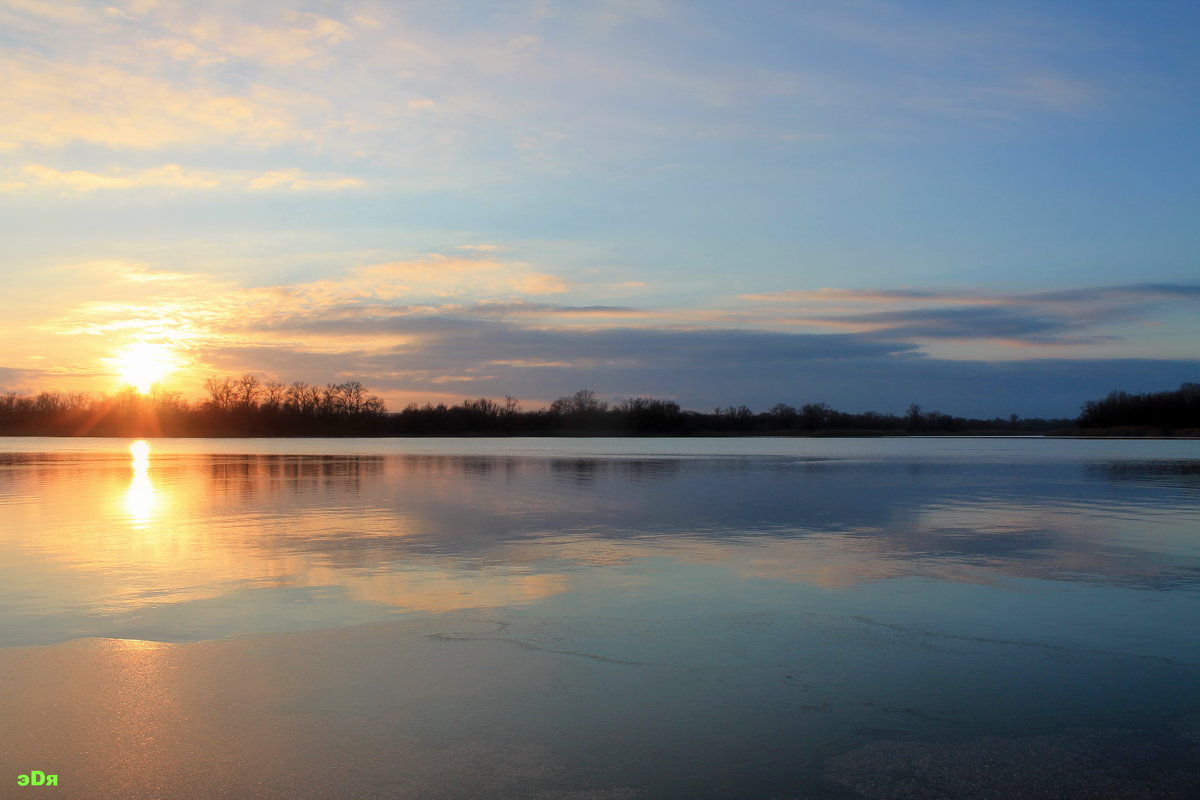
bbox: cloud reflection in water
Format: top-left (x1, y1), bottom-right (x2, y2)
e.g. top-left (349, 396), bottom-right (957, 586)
top-left (0, 443), bottom-right (1197, 646)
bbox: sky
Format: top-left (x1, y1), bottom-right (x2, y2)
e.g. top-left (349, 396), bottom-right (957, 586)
top-left (1, 0), bottom-right (1197, 418)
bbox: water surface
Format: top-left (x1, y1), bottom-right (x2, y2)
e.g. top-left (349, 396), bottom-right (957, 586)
top-left (2, 436), bottom-right (1198, 798)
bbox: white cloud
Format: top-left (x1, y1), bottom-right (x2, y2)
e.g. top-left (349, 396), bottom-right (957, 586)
top-left (0, 56), bottom-right (318, 149)
top-left (20, 163), bottom-right (220, 191)
top-left (246, 169), bottom-right (365, 192)
top-left (515, 273), bottom-right (571, 295)
top-left (38, 251), bottom-right (579, 354)
top-left (8, 164), bottom-right (364, 193)
top-left (1, 0), bottom-right (98, 25)
top-left (182, 11), bottom-right (352, 68)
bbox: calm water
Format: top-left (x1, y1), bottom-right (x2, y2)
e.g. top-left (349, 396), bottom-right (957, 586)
top-left (2, 436), bottom-right (1199, 798)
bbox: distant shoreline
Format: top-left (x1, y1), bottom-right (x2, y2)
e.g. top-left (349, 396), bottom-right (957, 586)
top-left (8, 380), bottom-right (1196, 438)
top-left (1, 428), bottom-right (1197, 439)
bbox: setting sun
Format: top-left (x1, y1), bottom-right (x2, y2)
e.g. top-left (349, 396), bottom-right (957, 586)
top-left (112, 342), bottom-right (177, 394)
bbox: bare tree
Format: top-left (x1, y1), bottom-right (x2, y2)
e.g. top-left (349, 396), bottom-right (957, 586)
top-left (340, 381), bottom-right (368, 414)
top-left (286, 382), bottom-right (320, 415)
top-left (321, 383), bottom-right (344, 414)
top-left (235, 374), bottom-right (262, 408)
top-left (204, 376), bottom-right (237, 410)
top-left (800, 402), bottom-right (831, 432)
top-left (262, 380), bottom-right (286, 410)
top-left (550, 389), bottom-right (608, 417)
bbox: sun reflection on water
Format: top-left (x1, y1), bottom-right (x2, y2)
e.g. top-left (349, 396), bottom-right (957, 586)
top-left (125, 440), bottom-right (156, 527)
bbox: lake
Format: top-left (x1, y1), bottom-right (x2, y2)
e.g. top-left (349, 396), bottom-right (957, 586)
top-left (1, 436), bottom-right (1198, 798)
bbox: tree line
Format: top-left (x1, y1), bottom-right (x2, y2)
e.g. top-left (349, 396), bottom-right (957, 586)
top-left (0, 377), bottom-right (389, 437)
top-left (0, 377), bottom-right (1091, 437)
top-left (1077, 383), bottom-right (1200, 432)
top-left (399, 389), bottom-right (1071, 436)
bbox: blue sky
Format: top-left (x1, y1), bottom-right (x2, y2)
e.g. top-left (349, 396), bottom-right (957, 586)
top-left (1, 0), bottom-right (1197, 416)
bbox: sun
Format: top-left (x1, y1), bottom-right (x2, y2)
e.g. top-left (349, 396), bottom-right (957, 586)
top-left (112, 342), bottom-right (178, 394)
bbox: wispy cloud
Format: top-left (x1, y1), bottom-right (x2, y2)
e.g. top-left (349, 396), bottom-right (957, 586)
top-left (739, 284), bottom-right (1200, 345)
top-left (1, 164), bottom-right (365, 194)
top-left (4, 2), bottom-right (1195, 413)
top-left (0, 0), bottom-right (1121, 165)
top-left (795, 306), bottom-right (1104, 345)
top-left (23, 254), bottom-right (1200, 415)
top-left (14, 164), bottom-right (220, 192)
top-left (0, 56), bottom-right (316, 150)
top-left (40, 253), bottom-right (1200, 371)
top-left (39, 252), bottom-right (577, 348)
top-left (245, 169), bottom-right (365, 192)
top-left (177, 10), bottom-right (353, 68)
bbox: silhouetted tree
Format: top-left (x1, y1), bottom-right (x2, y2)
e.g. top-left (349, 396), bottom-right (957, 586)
top-left (551, 389), bottom-right (607, 416)
top-left (618, 397), bottom-right (684, 434)
top-left (906, 403), bottom-right (923, 431)
top-left (235, 374), bottom-right (261, 408)
top-left (768, 403), bottom-right (799, 429)
top-left (550, 389), bottom-right (609, 430)
top-left (262, 380), bottom-right (286, 411)
top-left (800, 402), bottom-right (832, 432)
top-left (1078, 383), bottom-right (1200, 429)
top-left (204, 376), bottom-right (237, 411)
